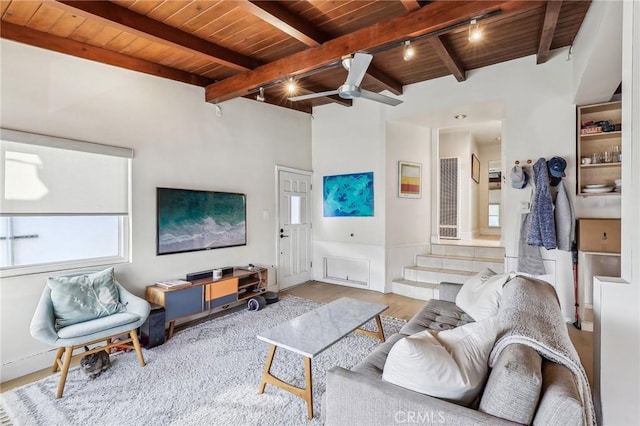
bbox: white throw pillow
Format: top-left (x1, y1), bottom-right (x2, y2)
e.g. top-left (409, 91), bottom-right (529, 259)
top-left (456, 268), bottom-right (510, 321)
top-left (382, 317), bottom-right (499, 406)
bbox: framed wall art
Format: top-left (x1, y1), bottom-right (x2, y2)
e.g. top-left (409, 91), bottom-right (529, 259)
top-left (471, 154), bottom-right (480, 184)
top-left (398, 161), bottom-right (421, 198)
top-left (323, 172), bottom-right (374, 217)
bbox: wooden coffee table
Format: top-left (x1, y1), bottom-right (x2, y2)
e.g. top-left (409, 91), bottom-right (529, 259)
top-left (257, 297), bottom-right (388, 419)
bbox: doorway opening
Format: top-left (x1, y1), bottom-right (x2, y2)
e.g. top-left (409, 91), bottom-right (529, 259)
top-left (436, 121), bottom-right (503, 247)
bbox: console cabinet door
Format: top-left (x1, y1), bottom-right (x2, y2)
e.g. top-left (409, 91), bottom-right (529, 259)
top-left (164, 286), bottom-right (203, 321)
top-left (205, 278), bottom-right (238, 309)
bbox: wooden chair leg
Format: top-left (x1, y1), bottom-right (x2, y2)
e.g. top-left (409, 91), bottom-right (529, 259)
top-left (56, 347), bottom-right (74, 399)
top-left (130, 330), bottom-right (146, 367)
top-left (52, 347), bottom-right (65, 373)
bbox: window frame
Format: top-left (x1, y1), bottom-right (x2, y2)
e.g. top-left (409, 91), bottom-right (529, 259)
top-left (0, 128), bottom-right (132, 277)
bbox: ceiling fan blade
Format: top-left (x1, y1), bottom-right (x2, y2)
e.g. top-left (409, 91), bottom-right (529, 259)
top-left (359, 90), bottom-right (403, 106)
top-left (288, 90), bottom-right (339, 102)
top-left (344, 53), bottom-right (373, 87)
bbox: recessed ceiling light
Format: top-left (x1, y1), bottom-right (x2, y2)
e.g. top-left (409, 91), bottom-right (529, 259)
top-left (454, 114), bottom-right (467, 119)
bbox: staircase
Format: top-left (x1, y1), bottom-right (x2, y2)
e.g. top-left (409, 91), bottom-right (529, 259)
top-left (392, 242), bottom-right (506, 301)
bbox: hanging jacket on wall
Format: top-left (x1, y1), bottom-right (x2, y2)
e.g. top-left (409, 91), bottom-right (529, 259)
top-left (527, 158), bottom-right (557, 250)
top-left (555, 180), bottom-right (575, 251)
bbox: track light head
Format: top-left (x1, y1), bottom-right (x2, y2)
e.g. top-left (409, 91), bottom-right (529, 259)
top-left (286, 79), bottom-right (297, 94)
top-left (468, 19), bottom-right (482, 42)
top-left (403, 40), bottom-right (415, 61)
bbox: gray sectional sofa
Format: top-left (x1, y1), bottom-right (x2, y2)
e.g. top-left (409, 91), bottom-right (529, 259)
top-left (324, 278), bottom-right (590, 425)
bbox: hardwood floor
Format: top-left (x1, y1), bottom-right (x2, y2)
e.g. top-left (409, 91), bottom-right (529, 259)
top-left (2, 280), bottom-right (594, 392)
top-left (281, 281), bottom-right (426, 321)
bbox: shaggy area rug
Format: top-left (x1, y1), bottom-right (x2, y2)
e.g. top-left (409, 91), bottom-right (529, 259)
top-left (1, 295), bottom-right (405, 426)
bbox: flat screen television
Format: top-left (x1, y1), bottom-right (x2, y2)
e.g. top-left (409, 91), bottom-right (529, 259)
top-left (156, 187), bottom-right (246, 255)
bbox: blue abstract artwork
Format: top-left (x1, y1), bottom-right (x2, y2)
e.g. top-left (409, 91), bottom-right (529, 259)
top-left (323, 172), bottom-right (374, 217)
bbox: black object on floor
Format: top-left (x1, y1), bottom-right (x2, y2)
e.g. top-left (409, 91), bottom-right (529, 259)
top-left (140, 304), bottom-right (166, 349)
top-left (247, 296), bottom-right (267, 311)
top-left (264, 291), bottom-right (279, 304)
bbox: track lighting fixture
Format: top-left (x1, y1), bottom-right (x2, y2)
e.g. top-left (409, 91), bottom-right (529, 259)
top-left (468, 19), bottom-right (482, 42)
top-left (286, 78), bottom-right (297, 94)
top-left (257, 87), bottom-right (265, 102)
top-left (403, 40), bottom-right (415, 61)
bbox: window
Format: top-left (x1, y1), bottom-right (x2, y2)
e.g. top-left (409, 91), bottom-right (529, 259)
top-left (488, 203), bottom-right (500, 228)
top-left (0, 129), bottom-right (132, 277)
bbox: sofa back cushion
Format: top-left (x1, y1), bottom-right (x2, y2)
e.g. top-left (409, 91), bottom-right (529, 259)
top-left (455, 268), bottom-right (510, 321)
top-left (533, 360), bottom-right (583, 426)
top-left (479, 343), bottom-right (543, 424)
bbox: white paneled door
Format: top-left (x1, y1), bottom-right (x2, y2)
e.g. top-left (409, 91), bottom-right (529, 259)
top-left (278, 169), bottom-right (312, 289)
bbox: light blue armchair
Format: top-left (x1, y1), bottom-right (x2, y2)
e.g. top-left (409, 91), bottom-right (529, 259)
top-left (30, 272), bottom-right (150, 398)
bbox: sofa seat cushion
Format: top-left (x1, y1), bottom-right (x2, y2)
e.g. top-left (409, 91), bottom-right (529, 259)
top-left (533, 361), bottom-right (583, 426)
top-left (352, 333), bottom-right (405, 379)
top-left (479, 343), bottom-right (543, 424)
top-left (382, 317), bottom-right (499, 406)
top-left (57, 312), bottom-right (140, 339)
top-left (399, 299), bottom-right (474, 336)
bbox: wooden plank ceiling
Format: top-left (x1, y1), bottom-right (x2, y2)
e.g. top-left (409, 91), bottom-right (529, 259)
top-left (1, 0), bottom-right (591, 114)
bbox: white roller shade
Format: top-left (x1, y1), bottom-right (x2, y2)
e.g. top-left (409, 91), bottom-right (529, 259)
top-left (1, 129), bottom-right (132, 215)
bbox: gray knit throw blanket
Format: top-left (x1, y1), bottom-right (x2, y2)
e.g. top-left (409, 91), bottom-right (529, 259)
top-left (489, 275), bottom-right (596, 426)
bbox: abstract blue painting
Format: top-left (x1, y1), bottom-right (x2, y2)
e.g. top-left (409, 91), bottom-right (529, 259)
top-left (323, 172), bottom-right (374, 217)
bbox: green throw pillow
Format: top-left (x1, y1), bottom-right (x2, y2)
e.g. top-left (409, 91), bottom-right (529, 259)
top-left (48, 267), bottom-right (125, 329)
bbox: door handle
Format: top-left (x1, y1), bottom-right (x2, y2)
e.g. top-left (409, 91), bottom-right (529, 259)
top-left (280, 234), bottom-right (289, 238)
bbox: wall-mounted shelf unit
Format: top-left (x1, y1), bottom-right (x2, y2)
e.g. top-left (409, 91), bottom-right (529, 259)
top-left (576, 101), bottom-right (622, 196)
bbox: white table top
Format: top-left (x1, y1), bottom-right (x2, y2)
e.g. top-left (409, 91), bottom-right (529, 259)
top-left (256, 297), bottom-right (388, 358)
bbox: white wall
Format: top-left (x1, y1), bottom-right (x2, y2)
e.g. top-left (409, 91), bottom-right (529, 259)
top-left (311, 99), bottom-right (388, 291)
top-left (385, 122), bottom-right (431, 290)
top-left (0, 40), bottom-right (312, 381)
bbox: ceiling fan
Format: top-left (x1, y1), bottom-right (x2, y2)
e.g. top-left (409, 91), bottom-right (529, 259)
top-left (288, 53), bottom-right (403, 106)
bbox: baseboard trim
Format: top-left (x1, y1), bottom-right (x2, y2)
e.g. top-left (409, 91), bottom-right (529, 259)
top-left (1, 349), bottom-right (56, 383)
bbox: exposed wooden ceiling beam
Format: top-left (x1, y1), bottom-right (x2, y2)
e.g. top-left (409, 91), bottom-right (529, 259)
top-left (53, 0), bottom-right (261, 71)
top-left (365, 67), bottom-right (404, 96)
top-left (239, 0), bottom-right (403, 96)
top-left (401, 0), bottom-right (422, 12)
top-left (245, 95), bottom-right (313, 114)
top-left (429, 35), bottom-right (466, 82)
top-left (237, 1), bottom-right (329, 47)
top-left (0, 21), bottom-right (213, 87)
top-left (206, 0), bottom-right (544, 104)
top-left (537, 0), bottom-right (563, 64)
